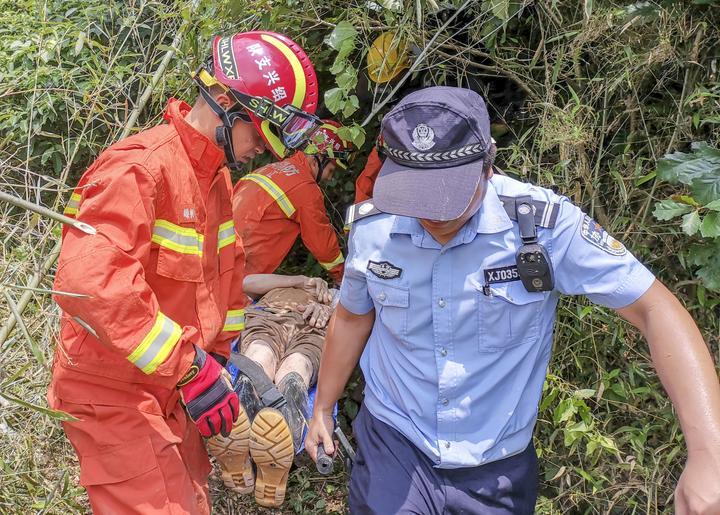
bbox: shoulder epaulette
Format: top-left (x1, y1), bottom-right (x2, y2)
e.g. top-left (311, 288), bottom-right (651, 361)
top-left (344, 199), bottom-right (382, 232)
top-left (498, 195), bottom-right (560, 229)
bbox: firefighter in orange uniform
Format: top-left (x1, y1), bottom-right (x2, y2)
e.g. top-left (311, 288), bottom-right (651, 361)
top-left (232, 121), bottom-right (353, 284)
top-left (354, 143), bottom-right (384, 204)
top-left (48, 31), bottom-right (320, 514)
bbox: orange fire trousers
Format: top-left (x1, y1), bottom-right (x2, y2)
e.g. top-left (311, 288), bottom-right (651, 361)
top-left (54, 388), bottom-right (211, 514)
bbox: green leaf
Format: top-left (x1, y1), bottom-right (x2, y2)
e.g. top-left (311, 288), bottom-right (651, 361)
top-left (336, 67), bottom-right (358, 91)
top-left (704, 199), bottom-right (720, 211)
top-left (681, 210), bottom-right (701, 236)
top-left (330, 58), bottom-right (347, 75)
top-left (324, 21), bottom-right (357, 52)
top-left (653, 199), bottom-right (693, 221)
top-left (379, 0), bottom-right (402, 11)
top-left (700, 212), bottom-right (720, 238)
top-left (486, 0), bottom-right (510, 20)
top-left (324, 88), bottom-right (345, 115)
top-left (342, 94), bottom-right (359, 117)
top-left (573, 389), bottom-right (596, 399)
top-left (554, 398), bottom-right (577, 424)
top-left (657, 142), bottom-right (720, 204)
top-left (688, 241), bottom-right (720, 291)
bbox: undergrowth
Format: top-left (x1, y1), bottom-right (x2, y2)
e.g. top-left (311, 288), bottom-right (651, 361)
top-left (1, 0), bottom-right (719, 513)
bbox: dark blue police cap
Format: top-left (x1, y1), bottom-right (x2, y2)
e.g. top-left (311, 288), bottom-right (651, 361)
top-left (374, 86), bottom-right (492, 221)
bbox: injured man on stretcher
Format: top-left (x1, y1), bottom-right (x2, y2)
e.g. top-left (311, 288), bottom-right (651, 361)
top-left (207, 273), bottom-right (337, 508)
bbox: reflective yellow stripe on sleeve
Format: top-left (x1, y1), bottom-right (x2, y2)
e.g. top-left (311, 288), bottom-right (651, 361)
top-left (152, 219), bottom-right (204, 256)
top-left (241, 174), bottom-right (296, 217)
top-left (63, 193), bottom-right (81, 217)
top-left (217, 220), bottom-right (236, 250)
top-left (127, 312), bottom-right (183, 374)
top-left (223, 309), bottom-right (245, 332)
top-left (320, 253), bottom-right (345, 271)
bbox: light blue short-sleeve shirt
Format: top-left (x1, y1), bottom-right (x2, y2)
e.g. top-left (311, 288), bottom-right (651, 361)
top-left (340, 175), bottom-right (655, 469)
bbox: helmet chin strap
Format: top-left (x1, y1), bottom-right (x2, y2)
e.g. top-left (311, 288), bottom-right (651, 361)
top-left (198, 87), bottom-right (249, 171)
top-left (312, 155), bottom-right (330, 182)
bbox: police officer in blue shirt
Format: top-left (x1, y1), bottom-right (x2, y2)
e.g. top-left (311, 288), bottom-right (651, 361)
top-left (306, 86), bottom-right (720, 514)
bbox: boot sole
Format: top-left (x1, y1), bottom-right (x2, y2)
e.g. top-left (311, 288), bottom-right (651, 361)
top-left (249, 408), bottom-right (294, 508)
top-left (206, 404), bottom-right (254, 495)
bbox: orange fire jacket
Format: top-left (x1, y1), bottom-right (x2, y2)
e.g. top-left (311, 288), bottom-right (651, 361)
top-left (50, 99), bottom-right (248, 398)
top-left (232, 152), bottom-right (344, 283)
top-left (354, 147), bottom-right (383, 204)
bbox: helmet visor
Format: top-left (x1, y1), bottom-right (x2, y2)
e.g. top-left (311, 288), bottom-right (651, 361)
top-left (281, 111), bottom-right (322, 150)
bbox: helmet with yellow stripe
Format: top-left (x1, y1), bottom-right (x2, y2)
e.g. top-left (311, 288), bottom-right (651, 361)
top-left (194, 31), bottom-right (320, 165)
top-left (305, 120), bottom-right (355, 171)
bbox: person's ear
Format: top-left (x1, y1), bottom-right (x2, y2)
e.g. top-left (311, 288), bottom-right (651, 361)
top-left (483, 143), bottom-right (497, 179)
top-left (214, 92), bottom-right (233, 110)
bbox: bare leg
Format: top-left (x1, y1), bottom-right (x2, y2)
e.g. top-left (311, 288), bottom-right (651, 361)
top-left (275, 353), bottom-right (313, 388)
top-left (243, 340), bottom-right (278, 379)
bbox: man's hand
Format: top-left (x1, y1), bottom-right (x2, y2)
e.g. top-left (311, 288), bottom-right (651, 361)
top-left (301, 277), bottom-right (332, 304)
top-left (675, 451), bottom-right (720, 514)
top-left (297, 302), bottom-right (332, 328)
top-left (305, 409), bottom-right (335, 462)
top-left (178, 346), bottom-right (239, 437)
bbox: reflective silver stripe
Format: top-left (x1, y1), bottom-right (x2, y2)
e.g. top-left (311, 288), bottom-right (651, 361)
top-left (151, 220), bottom-right (203, 255)
top-left (320, 253), bottom-right (345, 270)
top-left (223, 309), bottom-right (245, 331)
top-left (127, 312), bottom-right (182, 374)
top-left (217, 220), bottom-right (235, 250)
top-left (64, 193), bottom-right (81, 216)
top-left (153, 225), bottom-right (200, 248)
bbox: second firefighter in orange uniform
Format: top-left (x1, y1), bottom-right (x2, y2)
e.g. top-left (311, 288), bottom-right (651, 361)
top-left (232, 121), bottom-right (353, 284)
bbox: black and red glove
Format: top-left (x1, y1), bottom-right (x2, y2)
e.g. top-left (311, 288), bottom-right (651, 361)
top-left (178, 346), bottom-right (239, 437)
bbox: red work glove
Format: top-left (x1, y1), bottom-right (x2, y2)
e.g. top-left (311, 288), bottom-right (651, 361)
top-left (177, 346), bottom-right (239, 438)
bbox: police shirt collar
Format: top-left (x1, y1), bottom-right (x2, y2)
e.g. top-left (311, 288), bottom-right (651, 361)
top-left (475, 181), bottom-right (513, 234)
top-left (164, 98), bottom-right (225, 179)
top-left (390, 214), bottom-right (422, 236)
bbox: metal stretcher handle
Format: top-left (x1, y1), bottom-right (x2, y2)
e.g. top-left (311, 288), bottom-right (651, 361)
top-left (316, 443), bottom-right (334, 475)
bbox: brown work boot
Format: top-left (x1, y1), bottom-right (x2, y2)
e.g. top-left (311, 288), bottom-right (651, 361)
top-left (207, 403), bottom-right (254, 495)
top-left (249, 407), bottom-right (294, 508)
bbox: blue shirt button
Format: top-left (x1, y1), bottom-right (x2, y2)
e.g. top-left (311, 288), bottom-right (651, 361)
top-left (377, 292), bottom-right (386, 302)
top-left (438, 298), bottom-right (446, 308)
top-left (441, 398), bottom-right (449, 406)
top-left (439, 348), bottom-right (447, 357)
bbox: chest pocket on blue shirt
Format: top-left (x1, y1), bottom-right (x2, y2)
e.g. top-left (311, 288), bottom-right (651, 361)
top-left (366, 277), bottom-right (409, 342)
top-left (475, 282), bottom-right (545, 351)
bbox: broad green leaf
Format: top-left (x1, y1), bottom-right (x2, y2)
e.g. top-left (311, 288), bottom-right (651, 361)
top-left (487, 0), bottom-right (510, 20)
top-left (342, 94), bottom-right (359, 117)
top-left (688, 242), bottom-right (720, 291)
top-left (653, 199), bottom-right (693, 221)
top-left (700, 212), bottom-right (720, 238)
top-left (704, 199), bottom-right (720, 211)
top-left (330, 57), bottom-right (347, 75)
top-left (573, 389), bottom-right (596, 399)
top-left (324, 21), bottom-right (357, 52)
top-left (681, 210), bottom-right (701, 236)
top-left (324, 87), bottom-right (345, 115)
top-left (336, 67), bottom-right (358, 91)
top-left (657, 142), bottom-right (720, 204)
top-left (554, 397), bottom-right (576, 424)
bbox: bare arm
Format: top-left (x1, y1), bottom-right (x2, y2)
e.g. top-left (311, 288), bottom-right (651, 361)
top-left (242, 274), bottom-right (306, 299)
top-left (616, 279), bottom-right (720, 513)
top-left (314, 304), bottom-right (375, 413)
top-left (306, 303), bottom-right (375, 460)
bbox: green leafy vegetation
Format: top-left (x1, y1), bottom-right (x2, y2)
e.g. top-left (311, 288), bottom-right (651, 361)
top-left (1, 0), bottom-right (719, 513)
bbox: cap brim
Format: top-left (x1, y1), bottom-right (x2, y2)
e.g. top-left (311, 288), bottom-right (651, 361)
top-left (373, 158), bottom-right (484, 221)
